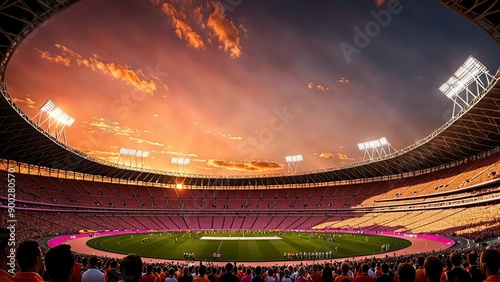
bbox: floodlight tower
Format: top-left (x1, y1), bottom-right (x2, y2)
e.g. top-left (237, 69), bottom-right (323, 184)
top-left (171, 157), bottom-right (190, 173)
top-left (439, 56), bottom-right (496, 118)
top-left (357, 137), bottom-right (395, 161)
top-left (285, 154), bottom-right (303, 173)
top-left (118, 147), bottom-right (149, 168)
top-left (33, 100), bottom-right (75, 144)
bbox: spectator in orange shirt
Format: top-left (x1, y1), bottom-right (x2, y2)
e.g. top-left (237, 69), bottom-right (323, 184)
top-left (415, 257), bottom-right (426, 282)
top-left (355, 264), bottom-right (375, 282)
top-left (334, 262), bottom-right (355, 282)
top-left (11, 241), bottom-right (44, 282)
top-left (140, 265), bottom-right (158, 282)
top-left (194, 265), bottom-right (211, 282)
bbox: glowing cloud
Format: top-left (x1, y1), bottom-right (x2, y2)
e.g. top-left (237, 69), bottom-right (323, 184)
top-left (207, 2), bottom-right (243, 59)
top-left (38, 44), bottom-right (167, 94)
top-left (307, 82), bottom-right (329, 92)
top-left (160, 3), bottom-right (205, 49)
top-left (207, 160), bottom-right (283, 172)
top-left (338, 153), bottom-right (355, 160)
top-left (77, 148), bottom-right (121, 162)
top-left (128, 137), bottom-right (165, 147)
top-left (336, 77), bottom-right (350, 83)
top-left (319, 152), bottom-right (334, 159)
top-left (12, 97), bottom-right (36, 109)
top-left (80, 117), bottom-right (134, 136)
top-left (37, 50), bottom-right (71, 67)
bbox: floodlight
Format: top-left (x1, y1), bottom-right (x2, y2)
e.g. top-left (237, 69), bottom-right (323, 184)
top-left (176, 183), bottom-right (183, 189)
top-left (136, 150), bottom-right (143, 157)
top-left (120, 148), bottom-right (130, 155)
top-left (141, 151), bottom-right (149, 158)
top-left (40, 100), bottom-right (56, 113)
top-left (439, 56), bottom-right (488, 100)
top-left (128, 149), bottom-right (137, 156)
top-left (171, 157), bottom-right (190, 165)
top-left (358, 137), bottom-right (395, 161)
top-left (285, 154), bottom-right (303, 173)
top-left (49, 107), bottom-right (63, 118)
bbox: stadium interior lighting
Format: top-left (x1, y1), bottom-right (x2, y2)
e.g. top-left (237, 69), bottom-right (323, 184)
top-left (176, 183), bottom-right (184, 189)
top-left (171, 157), bottom-right (190, 173)
top-left (40, 100), bottom-right (56, 113)
top-left (118, 147), bottom-right (150, 168)
top-left (171, 157), bottom-right (190, 165)
top-left (285, 154), bottom-right (303, 173)
top-left (357, 137), bottom-right (395, 161)
top-left (439, 56), bottom-right (494, 118)
top-left (33, 99), bottom-right (75, 144)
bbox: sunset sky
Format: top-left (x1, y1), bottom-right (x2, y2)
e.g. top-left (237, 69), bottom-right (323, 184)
top-left (5, 0), bottom-right (500, 175)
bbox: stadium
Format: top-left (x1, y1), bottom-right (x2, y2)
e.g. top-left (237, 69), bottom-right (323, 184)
top-left (1, 0), bottom-right (500, 277)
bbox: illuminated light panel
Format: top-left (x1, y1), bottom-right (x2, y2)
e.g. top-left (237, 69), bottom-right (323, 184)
top-left (285, 154), bottom-right (303, 163)
top-left (171, 157), bottom-right (190, 165)
top-left (40, 100), bottom-right (56, 113)
top-left (439, 56), bottom-right (488, 99)
top-left (358, 137), bottom-right (389, 150)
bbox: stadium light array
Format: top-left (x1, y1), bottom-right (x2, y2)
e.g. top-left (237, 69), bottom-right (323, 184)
top-left (34, 100), bottom-right (75, 144)
top-left (357, 137), bottom-right (394, 161)
top-left (439, 57), bottom-right (487, 99)
top-left (438, 56), bottom-right (495, 118)
top-left (171, 157), bottom-right (190, 173)
top-left (118, 147), bottom-right (149, 168)
top-left (285, 154), bottom-right (303, 173)
top-left (171, 157), bottom-right (190, 165)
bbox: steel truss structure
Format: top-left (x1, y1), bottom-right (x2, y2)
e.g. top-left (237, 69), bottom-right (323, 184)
top-left (1, 0), bottom-right (500, 188)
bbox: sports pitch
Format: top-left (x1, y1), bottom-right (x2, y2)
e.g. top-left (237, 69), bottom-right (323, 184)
top-left (86, 231), bottom-right (411, 262)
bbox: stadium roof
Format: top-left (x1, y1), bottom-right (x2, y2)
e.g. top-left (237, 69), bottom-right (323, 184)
top-left (0, 0), bottom-right (500, 186)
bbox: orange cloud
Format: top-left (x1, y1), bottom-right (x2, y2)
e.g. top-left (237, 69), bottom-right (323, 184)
top-left (160, 3), bottom-right (205, 49)
top-left (77, 149), bottom-right (121, 162)
top-left (207, 2), bottom-right (243, 59)
top-left (37, 50), bottom-right (71, 67)
top-left (12, 97), bottom-right (36, 109)
top-left (207, 160), bottom-right (283, 172)
top-left (151, 149), bottom-right (198, 157)
top-left (338, 153), bottom-right (355, 160)
top-left (307, 82), bottom-right (329, 92)
top-left (37, 44), bottom-right (167, 94)
top-left (128, 137), bottom-right (165, 147)
top-left (336, 77), bottom-right (350, 83)
top-left (80, 117), bottom-right (134, 136)
top-left (319, 152), bottom-right (334, 159)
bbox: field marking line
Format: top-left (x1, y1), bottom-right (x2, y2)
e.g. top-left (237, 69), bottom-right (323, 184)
top-left (217, 240), bottom-right (223, 253)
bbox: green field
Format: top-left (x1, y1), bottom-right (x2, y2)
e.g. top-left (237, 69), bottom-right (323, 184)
top-left (86, 231), bottom-right (411, 262)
